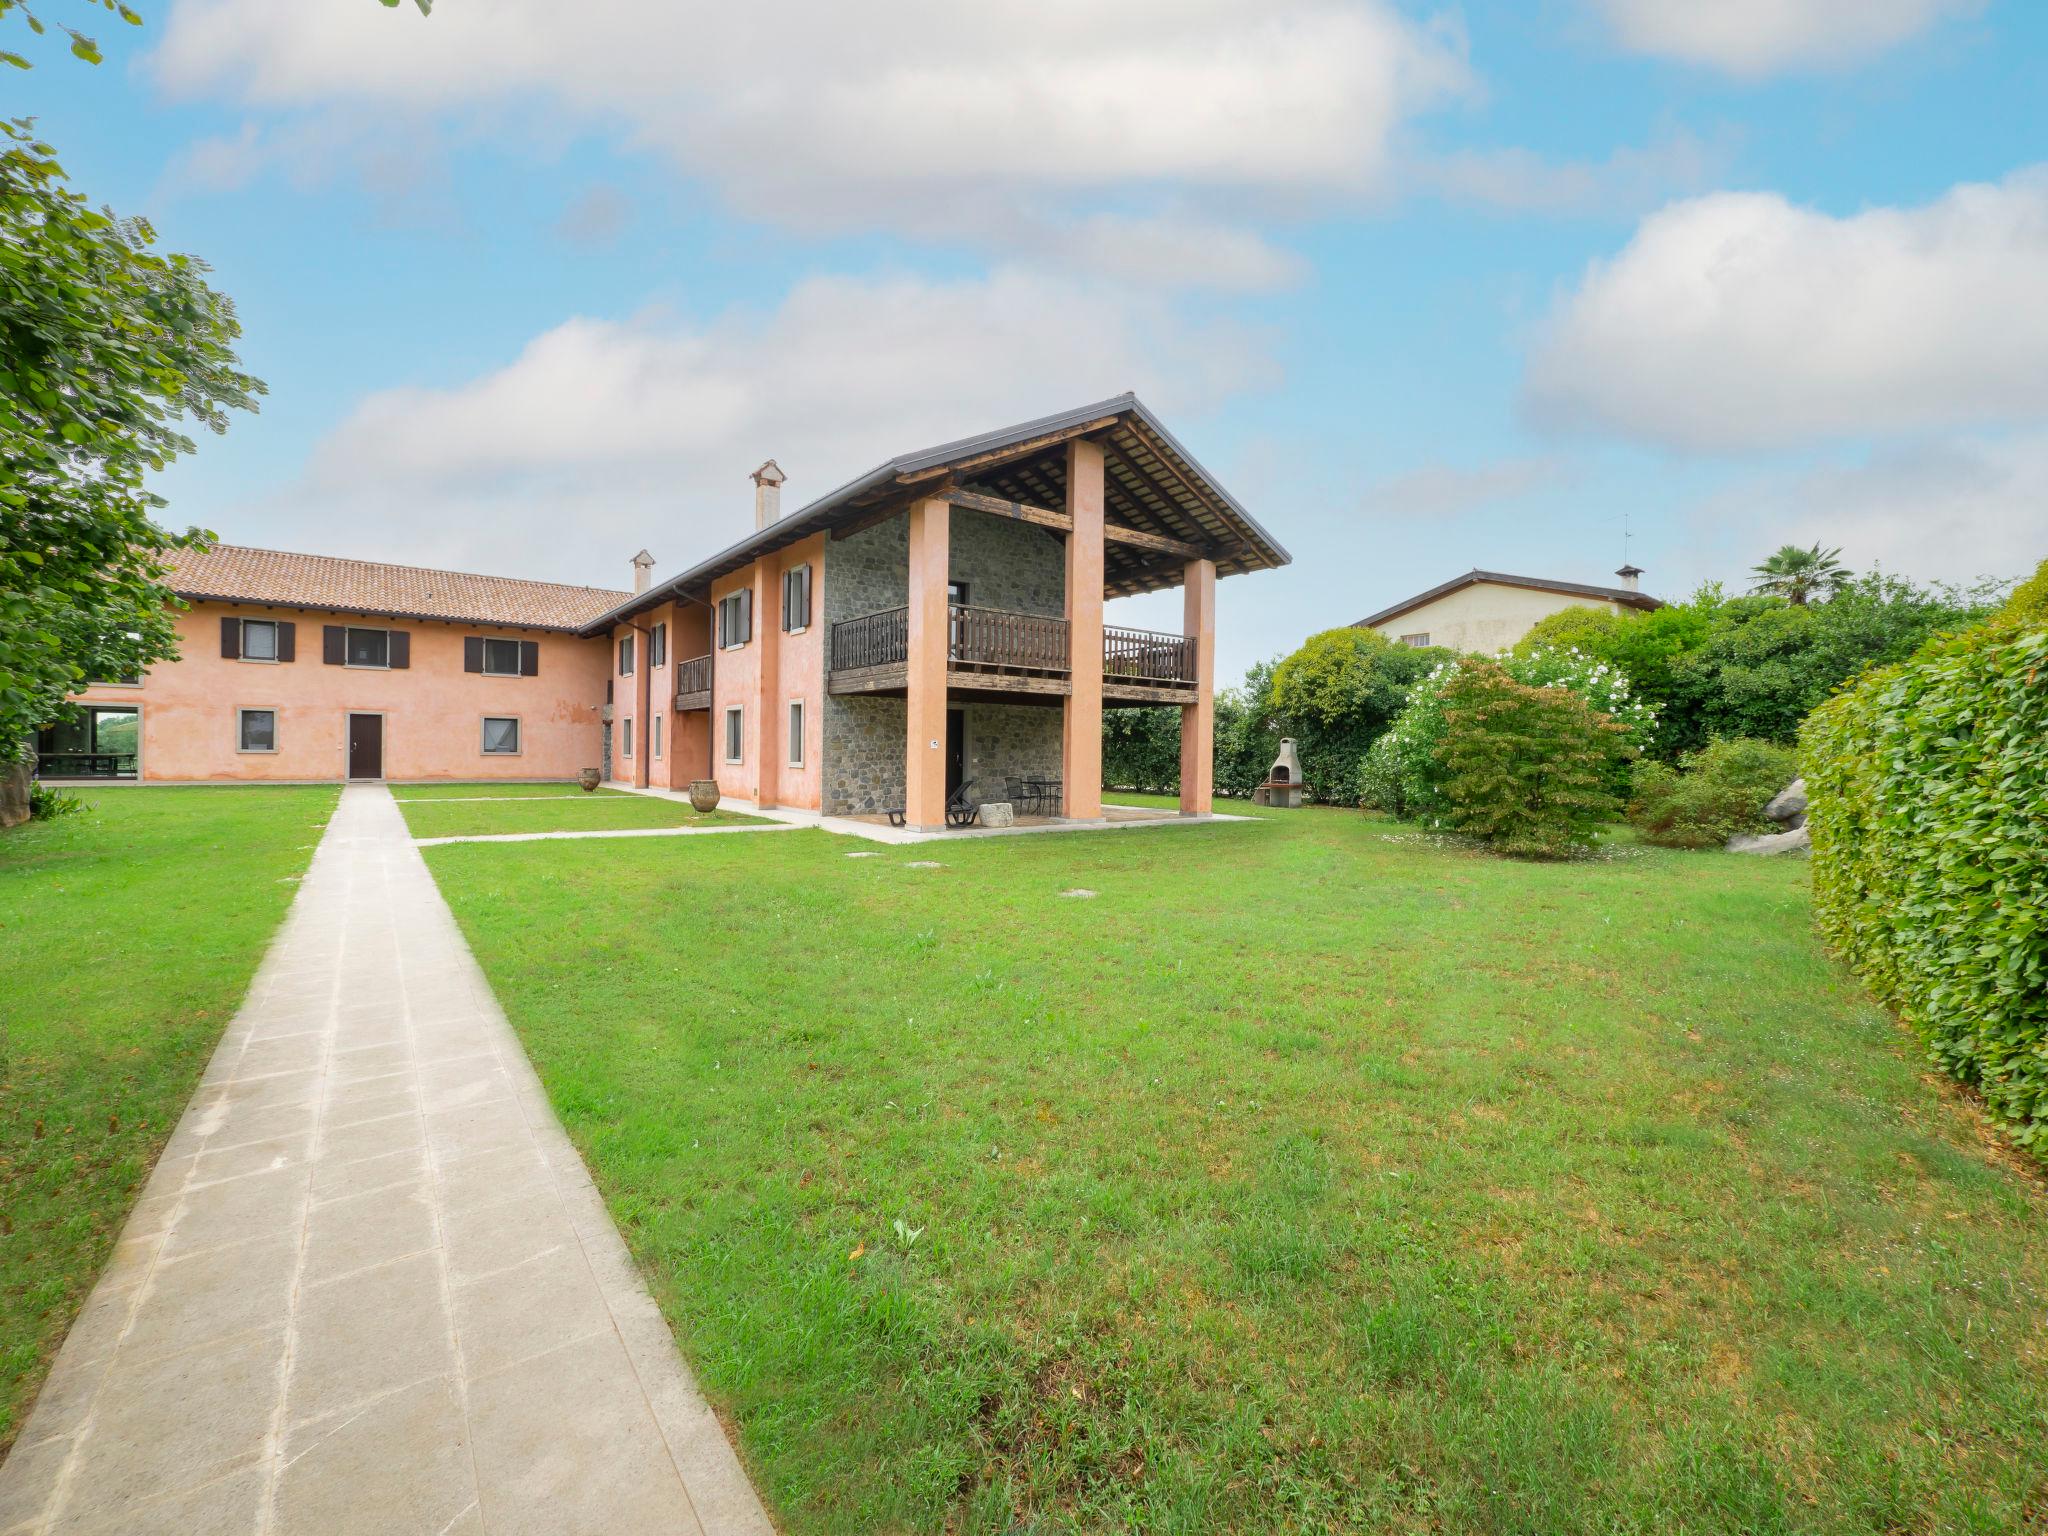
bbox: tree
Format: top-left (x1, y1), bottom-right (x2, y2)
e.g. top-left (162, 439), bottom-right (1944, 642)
top-left (1266, 627), bottom-right (1448, 800)
top-left (1750, 542), bottom-right (1849, 605)
top-left (0, 119), bottom-right (264, 769)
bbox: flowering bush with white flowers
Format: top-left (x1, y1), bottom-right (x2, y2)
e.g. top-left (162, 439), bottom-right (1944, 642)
top-left (1357, 647), bottom-right (1657, 821)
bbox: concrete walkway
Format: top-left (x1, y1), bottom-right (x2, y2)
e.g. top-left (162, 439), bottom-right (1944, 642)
top-left (0, 786), bottom-right (773, 1536)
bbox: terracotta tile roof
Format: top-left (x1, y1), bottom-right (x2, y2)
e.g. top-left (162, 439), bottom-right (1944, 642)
top-left (166, 544), bottom-right (630, 633)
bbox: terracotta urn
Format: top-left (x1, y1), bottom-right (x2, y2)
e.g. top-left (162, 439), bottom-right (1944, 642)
top-left (577, 767), bottom-right (601, 793)
top-left (689, 779), bottom-right (721, 813)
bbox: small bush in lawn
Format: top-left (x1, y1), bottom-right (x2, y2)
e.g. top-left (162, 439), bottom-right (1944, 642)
top-left (1627, 737), bottom-right (1798, 849)
top-left (1434, 659), bottom-right (1633, 857)
top-left (28, 782), bottom-right (86, 821)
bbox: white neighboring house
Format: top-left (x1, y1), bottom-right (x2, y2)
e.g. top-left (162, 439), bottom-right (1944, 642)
top-left (1355, 567), bottom-right (1662, 655)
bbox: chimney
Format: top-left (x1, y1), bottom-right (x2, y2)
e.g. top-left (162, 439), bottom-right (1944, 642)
top-left (751, 459), bottom-right (786, 530)
top-left (1615, 564), bottom-right (1643, 593)
top-left (630, 549), bottom-right (656, 594)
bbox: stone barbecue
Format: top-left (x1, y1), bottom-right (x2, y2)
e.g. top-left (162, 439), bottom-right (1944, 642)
top-left (1253, 737), bottom-right (1305, 808)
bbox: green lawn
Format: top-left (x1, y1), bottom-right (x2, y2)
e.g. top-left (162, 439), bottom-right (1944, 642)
top-left (421, 801), bottom-right (2048, 1533)
top-left (397, 795), bottom-right (768, 840)
top-left (0, 786), bottom-right (336, 1452)
top-left (390, 781), bottom-right (630, 799)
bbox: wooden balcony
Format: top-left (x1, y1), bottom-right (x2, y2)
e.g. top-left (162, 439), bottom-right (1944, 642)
top-left (672, 654), bottom-right (712, 712)
top-left (828, 607), bottom-right (1197, 705)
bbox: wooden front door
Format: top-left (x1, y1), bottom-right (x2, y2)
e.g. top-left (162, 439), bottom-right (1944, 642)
top-left (347, 714), bottom-right (383, 780)
top-left (945, 709), bottom-right (965, 797)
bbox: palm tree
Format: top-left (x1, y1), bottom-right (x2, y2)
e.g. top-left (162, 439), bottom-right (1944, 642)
top-left (1750, 543), bottom-right (1849, 605)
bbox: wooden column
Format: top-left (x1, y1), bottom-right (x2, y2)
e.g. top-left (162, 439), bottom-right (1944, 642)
top-left (1179, 558), bottom-right (1217, 816)
top-left (754, 561), bottom-right (781, 809)
top-left (1062, 440), bottom-right (1105, 819)
top-left (904, 496), bottom-right (951, 831)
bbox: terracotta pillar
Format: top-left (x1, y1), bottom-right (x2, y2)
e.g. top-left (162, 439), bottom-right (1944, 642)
top-left (904, 496), bottom-right (951, 831)
top-left (631, 625), bottom-right (651, 789)
top-left (1179, 558), bottom-right (1217, 816)
top-left (754, 561), bottom-right (781, 809)
top-left (1062, 439), bottom-right (1105, 820)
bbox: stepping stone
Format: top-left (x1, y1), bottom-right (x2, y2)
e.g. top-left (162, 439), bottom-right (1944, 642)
top-left (1061, 888), bottom-right (1098, 899)
top-left (905, 861), bottom-right (944, 870)
top-left (845, 851), bottom-right (880, 858)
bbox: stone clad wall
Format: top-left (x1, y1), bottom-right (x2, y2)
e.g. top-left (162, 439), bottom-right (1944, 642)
top-left (819, 507), bottom-right (1069, 815)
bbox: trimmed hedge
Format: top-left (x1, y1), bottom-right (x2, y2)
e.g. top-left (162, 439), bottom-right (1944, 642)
top-left (1803, 619), bottom-right (2048, 1151)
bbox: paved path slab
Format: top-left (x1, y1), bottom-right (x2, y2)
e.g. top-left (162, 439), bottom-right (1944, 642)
top-left (0, 785), bottom-right (773, 1536)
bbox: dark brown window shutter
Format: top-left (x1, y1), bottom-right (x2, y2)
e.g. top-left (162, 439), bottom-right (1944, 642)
top-left (323, 625), bottom-right (345, 665)
top-left (519, 640), bottom-right (539, 677)
top-left (463, 637), bottom-right (484, 673)
top-left (388, 631), bottom-right (410, 669)
top-left (221, 616), bottom-right (240, 660)
top-left (275, 621), bottom-right (296, 663)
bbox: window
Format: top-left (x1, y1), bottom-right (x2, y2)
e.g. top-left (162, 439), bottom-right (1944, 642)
top-left (649, 623), bottom-right (667, 668)
top-left (947, 580), bottom-right (970, 606)
top-left (782, 565), bottom-right (812, 632)
top-left (36, 705), bottom-right (140, 779)
top-left (787, 700), bottom-right (804, 767)
top-left (619, 634), bottom-right (635, 676)
top-left (1399, 632), bottom-right (1432, 648)
top-left (724, 706), bottom-right (743, 764)
top-left (481, 716), bottom-right (521, 755)
top-left (238, 708), bottom-right (277, 753)
top-left (621, 717), bottom-right (634, 757)
top-left (241, 620), bottom-right (279, 662)
top-left (718, 589), bottom-right (752, 649)
top-left (346, 627), bottom-right (390, 668)
top-left (482, 638), bottom-right (522, 676)
top-left (652, 713), bottom-right (663, 759)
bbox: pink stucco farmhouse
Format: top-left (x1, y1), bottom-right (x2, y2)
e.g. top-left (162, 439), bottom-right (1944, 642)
top-left (44, 396), bottom-right (1288, 831)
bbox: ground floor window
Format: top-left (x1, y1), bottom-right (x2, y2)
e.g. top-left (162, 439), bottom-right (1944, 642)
top-left (237, 708), bottom-right (278, 753)
top-left (482, 716), bottom-right (521, 755)
top-left (724, 706), bottom-right (743, 764)
top-left (621, 717), bottom-right (634, 758)
top-left (36, 705), bottom-right (139, 779)
top-left (787, 700), bottom-right (804, 767)
top-left (652, 713), bottom-right (663, 759)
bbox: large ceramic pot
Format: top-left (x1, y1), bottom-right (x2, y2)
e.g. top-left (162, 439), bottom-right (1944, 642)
top-left (688, 779), bottom-right (721, 813)
top-left (577, 767), bottom-right (601, 793)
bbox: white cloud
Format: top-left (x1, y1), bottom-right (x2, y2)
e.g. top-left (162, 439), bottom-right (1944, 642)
top-left (1524, 169), bottom-right (2048, 452)
top-left (1362, 456), bottom-right (1578, 517)
top-left (240, 268), bottom-right (1278, 590)
top-left (153, 1), bottom-right (1470, 244)
top-left (1693, 432), bottom-right (2048, 587)
top-left (1592, 0), bottom-right (1981, 76)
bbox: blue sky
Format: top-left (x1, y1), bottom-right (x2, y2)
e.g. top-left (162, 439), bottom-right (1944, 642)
top-left (13, 0), bottom-right (2046, 679)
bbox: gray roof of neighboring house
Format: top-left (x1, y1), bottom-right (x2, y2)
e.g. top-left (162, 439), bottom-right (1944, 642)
top-left (1355, 569), bottom-right (1664, 630)
top-left (580, 393), bottom-right (1289, 634)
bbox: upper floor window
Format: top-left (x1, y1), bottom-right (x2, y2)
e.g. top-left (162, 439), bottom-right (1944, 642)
top-left (346, 627), bottom-right (390, 668)
top-left (483, 638), bottom-right (521, 675)
top-left (1399, 632), bottom-right (1431, 648)
top-left (221, 616), bottom-right (294, 664)
top-left (718, 590), bottom-right (752, 650)
top-left (649, 622), bottom-right (667, 668)
top-left (948, 581), bottom-right (970, 606)
top-left (619, 633), bottom-right (635, 676)
top-left (781, 566), bottom-right (812, 632)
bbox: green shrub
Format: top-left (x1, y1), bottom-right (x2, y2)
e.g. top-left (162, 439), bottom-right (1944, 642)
top-left (28, 782), bottom-right (85, 821)
top-left (1627, 737), bottom-right (1797, 849)
top-left (1359, 648), bottom-right (1653, 821)
top-left (1433, 660), bottom-right (1632, 858)
top-left (1994, 557), bottom-right (2048, 629)
top-left (1268, 628), bottom-right (1448, 802)
top-left (1101, 706), bottom-right (1183, 794)
top-left (1804, 620), bottom-right (2048, 1151)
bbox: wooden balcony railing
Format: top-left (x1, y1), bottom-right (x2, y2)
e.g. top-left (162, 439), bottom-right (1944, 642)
top-left (831, 606), bottom-right (909, 672)
top-left (672, 654), bottom-right (711, 707)
top-left (829, 609), bottom-right (1197, 688)
top-left (1105, 626), bottom-right (1198, 687)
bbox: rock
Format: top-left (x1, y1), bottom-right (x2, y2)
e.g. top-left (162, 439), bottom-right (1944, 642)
top-left (1726, 825), bottom-right (1811, 856)
top-left (980, 801), bottom-right (1015, 828)
top-left (0, 758), bottom-right (29, 830)
top-left (1764, 777), bottom-right (1806, 823)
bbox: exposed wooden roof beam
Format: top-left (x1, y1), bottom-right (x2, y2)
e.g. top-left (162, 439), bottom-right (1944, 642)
top-left (940, 489), bottom-right (1208, 561)
top-left (893, 416), bottom-right (1120, 486)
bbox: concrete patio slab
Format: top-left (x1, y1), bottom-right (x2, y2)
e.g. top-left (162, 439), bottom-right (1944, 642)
top-left (0, 784), bottom-right (774, 1536)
